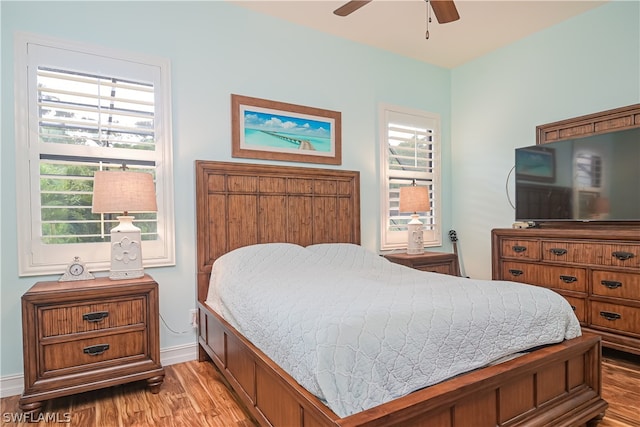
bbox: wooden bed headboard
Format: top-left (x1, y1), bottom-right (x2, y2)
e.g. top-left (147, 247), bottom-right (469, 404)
top-left (195, 161), bottom-right (361, 302)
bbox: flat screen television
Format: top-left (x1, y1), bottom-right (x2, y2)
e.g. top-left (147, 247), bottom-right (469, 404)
top-left (515, 127), bottom-right (640, 222)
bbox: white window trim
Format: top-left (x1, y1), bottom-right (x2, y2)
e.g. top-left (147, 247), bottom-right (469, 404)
top-left (14, 32), bottom-right (175, 276)
top-left (379, 102), bottom-right (442, 251)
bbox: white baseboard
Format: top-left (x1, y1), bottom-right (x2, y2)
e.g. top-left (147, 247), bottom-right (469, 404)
top-left (0, 374), bottom-right (24, 399)
top-left (0, 342), bottom-right (198, 398)
top-left (159, 342), bottom-right (198, 366)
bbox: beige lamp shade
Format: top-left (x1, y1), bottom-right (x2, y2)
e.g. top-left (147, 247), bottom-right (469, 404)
top-left (92, 171), bottom-right (158, 215)
top-left (399, 185), bottom-right (430, 213)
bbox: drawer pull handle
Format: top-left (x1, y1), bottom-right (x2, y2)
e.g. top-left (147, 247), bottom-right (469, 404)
top-left (83, 344), bottom-right (110, 356)
top-left (599, 311), bottom-right (621, 321)
top-left (512, 246), bottom-right (527, 253)
top-left (508, 269), bottom-right (523, 277)
top-left (612, 251), bottom-right (634, 261)
top-left (550, 248), bottom-right (567, 256)
top-left (570, 305), bottom-right (577, 311)
top-left (559, 275), bottom-right (577, 283)
top-left (83, 311), bottom-right (109, 322)
top-left (601, 280), bottom-right (623, 289)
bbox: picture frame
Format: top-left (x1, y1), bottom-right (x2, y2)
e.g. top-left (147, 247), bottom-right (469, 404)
top-left (515, 146), bottom-right (556, 182)
top-left (231, 94), bottom-right (341, 165)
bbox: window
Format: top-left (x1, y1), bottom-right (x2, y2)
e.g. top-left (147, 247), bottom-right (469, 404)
top-left (575, 151), bottom-right (604, 218)
top-left (15, 33), bottom-right (175, 276)
top-left (575, 152), bottom-right (603, 188)
top-left (379, 103), bottom-right (441, 250)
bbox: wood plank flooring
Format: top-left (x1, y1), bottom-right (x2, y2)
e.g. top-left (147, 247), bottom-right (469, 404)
top-left (1, 348), bottom-right (638, 426)
top-left (600, 349), bottom-right (640, 427)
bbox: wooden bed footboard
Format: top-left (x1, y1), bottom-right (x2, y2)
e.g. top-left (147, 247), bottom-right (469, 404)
top-left (198, 302), bottom-right (607, 427)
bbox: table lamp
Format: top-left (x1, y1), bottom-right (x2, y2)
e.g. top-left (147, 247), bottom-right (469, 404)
top-left (92, 170), bottom-right (157, 280)
top-left (399, 183), bottom-right (430, 255)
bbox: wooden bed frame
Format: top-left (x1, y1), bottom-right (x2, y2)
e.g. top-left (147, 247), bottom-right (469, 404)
top-left (195, 160), bottom-right (607, 427)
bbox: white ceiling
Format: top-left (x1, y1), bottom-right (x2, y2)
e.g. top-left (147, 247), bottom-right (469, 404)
top-left (230, 0), bottom-right (608, 68)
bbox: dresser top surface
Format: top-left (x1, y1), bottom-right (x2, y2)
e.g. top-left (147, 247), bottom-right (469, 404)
top-left (492, 227), bottom-right (640, 242)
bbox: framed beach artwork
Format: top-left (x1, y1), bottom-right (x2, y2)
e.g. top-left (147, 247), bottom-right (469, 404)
top-left (231, 94), bottom-right (342, 165)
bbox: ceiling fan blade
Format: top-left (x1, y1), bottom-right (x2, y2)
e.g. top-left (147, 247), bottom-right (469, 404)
top-left (333, 0), bottom-right (372, 17)
top-left (430, 0), bottom-right (460, 24)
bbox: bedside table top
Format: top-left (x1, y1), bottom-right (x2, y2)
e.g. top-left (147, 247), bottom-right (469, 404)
top-left (24, 274), bottom-right (157, 296)
top-left (383, 251), bottom-right (460, 276)
top-left (384, 251), bottom-right (454, 261)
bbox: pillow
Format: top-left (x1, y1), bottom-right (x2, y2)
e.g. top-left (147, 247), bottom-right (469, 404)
top-left (306, 243), bottom-right (390, 272)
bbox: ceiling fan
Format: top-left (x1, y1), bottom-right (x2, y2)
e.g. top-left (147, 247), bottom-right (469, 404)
top-left (333, 0), bottom-right (460, 24)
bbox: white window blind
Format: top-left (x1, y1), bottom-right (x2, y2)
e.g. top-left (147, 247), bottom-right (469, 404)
top-left (38, 67), bottom-right (158, 244)
top-left (380, 104), bottom-right (441, 249)
top-left (37, 67), bottom-right (156, 151)
top-left (15, 33), bottom-right (175, 276)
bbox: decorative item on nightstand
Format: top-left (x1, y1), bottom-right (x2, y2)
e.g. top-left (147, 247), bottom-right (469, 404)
top-left (399, 181), bottom-right (430, 255)
top-left (59, 256), bottom-right (95, 282)
top-left (92, 170), bottom-right (157, 280)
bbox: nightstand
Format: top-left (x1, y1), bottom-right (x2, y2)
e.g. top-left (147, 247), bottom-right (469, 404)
top-left (20, 275), bottom-right (165, 414)
top-left (384, 251), bottom-right (460, 276)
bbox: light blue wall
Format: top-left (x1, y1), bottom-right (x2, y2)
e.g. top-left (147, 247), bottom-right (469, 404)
top-left (0, 1), bottom-right (452, 378)
top-left (451, 0), bottom-right (639, 279)
top-left (1, 0), bottom-right (638, 382)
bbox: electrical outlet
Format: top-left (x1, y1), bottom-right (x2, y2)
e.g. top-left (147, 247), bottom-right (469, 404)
top-left (189, 309), bottom-right (198, 328)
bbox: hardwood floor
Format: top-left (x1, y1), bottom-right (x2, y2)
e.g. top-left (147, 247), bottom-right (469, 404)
top-left (1, 348), bottom-right (638, 426)
top-left (600, 349), bottom-right (640, 427)
top-left (0, 360), bottom-right (256, 427)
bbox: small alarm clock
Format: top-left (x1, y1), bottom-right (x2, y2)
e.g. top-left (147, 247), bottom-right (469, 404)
top-left (59, 256), bottom-right (95, 282)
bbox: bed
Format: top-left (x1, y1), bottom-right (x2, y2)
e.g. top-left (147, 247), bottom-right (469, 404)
top-left (195, 160), bottom-right (607, 427)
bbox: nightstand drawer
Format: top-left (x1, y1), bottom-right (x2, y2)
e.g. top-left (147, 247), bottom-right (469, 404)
top-left (40, 297), bottom-right (146, 337)
top-left (414, 263), bottom-right (455, 275)
top-left (42, 330), bottom-right (145, 372)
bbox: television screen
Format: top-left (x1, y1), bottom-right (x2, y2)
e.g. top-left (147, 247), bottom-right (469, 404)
top-left (515, 127), bottom-right (640, 222)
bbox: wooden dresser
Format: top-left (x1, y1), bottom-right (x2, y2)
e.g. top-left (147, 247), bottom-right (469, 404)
top-left (20, 275), bottom-right (165, 414)
top-left (384, 251), bottom-right (460, 276)
top-left (492, 228), bottom-right (640, 355)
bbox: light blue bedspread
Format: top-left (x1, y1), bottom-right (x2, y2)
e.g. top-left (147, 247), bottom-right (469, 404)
top-left (206, 243), bottom-right (581, 418)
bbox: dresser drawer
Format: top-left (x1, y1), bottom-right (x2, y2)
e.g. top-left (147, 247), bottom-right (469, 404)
top-left (598, 244), bottom-right (640, 268)
top-left (500, 239), bottom-right (540, 260)
top-left (592, 270), bottom-right (640, 301)
top-left (42, 330), bottom-right (145, 372)
top-left (541, 241), bottom-right (599, 264)
top-left (492, 228), bottom-right (640, 355)
top-left (590, 302), bottom-right (640, 335)
top-left (39, 297), bottom-right (146, 338)
top-left (563, 295), bottom-right (586, 323)
top-left (502, 261), bottom-right (587, 293)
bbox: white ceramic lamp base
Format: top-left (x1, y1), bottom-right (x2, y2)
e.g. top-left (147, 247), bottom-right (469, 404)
top-left (406, 214), bottom-right (424, 255)
top-left (109, 216), bottom-right (144, 280)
